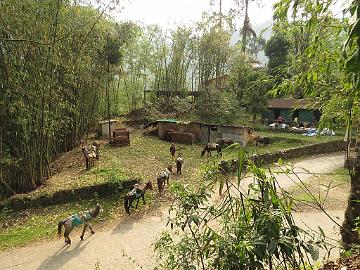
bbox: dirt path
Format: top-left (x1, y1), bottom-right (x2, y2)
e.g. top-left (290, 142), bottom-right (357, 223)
top-left (0, 153), bottom-right (345, 270)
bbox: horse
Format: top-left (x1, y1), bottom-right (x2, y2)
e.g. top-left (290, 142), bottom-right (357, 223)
top-left (157, 166), bottom-right (173, 193)
top-left (201, 143), bottom-right (222, 157)
top-left (176, 156), bottom-right (184, 175)
top-left (57, 203), bottom-right (102, 245)
top-left (124, 181), bottom-right (153, 215)
top-left (81, 145), bottom-right (97, 170)
top-left (248, 132), bottom-right (270, 146)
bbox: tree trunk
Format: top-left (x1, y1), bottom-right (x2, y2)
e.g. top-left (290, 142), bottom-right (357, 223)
top-left (242, 0), bottom-right (249, 53)
top-left (107, 57), bottom-right (111, 141)
top-left (341, 133), bottom-right (360, 248)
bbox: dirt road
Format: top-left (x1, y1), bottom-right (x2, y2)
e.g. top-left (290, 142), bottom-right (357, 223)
top-left (0, 153), bottom-right (345, 270)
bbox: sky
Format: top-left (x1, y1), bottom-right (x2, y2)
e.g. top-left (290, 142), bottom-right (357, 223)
top-left (112, 0), bottom-right (350, 31)
top-left (116, 0), bottom-right (277, 30)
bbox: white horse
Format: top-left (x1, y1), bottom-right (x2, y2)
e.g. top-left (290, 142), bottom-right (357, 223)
top-left (157, 165), bottom-right (173, 193)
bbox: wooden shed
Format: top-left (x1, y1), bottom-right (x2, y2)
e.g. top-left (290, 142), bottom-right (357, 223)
top-left (156, 119), bottom-right (201, 141)
top-left (99, 119), bottom-right (121, 138)
top-left (200, 124), bottom-right (251, 147)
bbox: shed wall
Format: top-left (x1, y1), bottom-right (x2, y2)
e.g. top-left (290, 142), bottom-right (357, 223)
top-left (299, 110), bottom-right (313, 123)
top-left (102, 122), bottom-right (119, 138)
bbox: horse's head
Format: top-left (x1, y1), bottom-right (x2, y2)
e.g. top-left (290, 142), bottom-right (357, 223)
top-left (90, 203), bottom-right (103, 218)
top-left (146, 181), bottom-right (153, 190)
top-left (96, 203), bottom-right (103, 211)
top-left (167, 165), bottom-right (173, 172)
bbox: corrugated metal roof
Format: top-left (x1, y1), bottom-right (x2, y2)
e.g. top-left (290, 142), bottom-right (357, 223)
top-left (143, 119), bottom-right (250, 129)
top-left (99, 119), bottom-right (121, 124)
top-left (156, 118), bottom-right (178, 123)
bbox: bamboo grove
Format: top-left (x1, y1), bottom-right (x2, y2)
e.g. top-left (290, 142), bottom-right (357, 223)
top-left (0, 0), bottom-right (123, 196)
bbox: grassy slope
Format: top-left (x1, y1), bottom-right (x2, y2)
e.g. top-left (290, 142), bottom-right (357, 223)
top-left (0, 130), bottom-right (345, 250)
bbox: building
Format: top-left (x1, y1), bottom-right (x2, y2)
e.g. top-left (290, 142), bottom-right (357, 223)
top-left (145, 119), bottom-right (252, 146)
top-left (204, 75), bottom-right (229, 91)
top-left (98, 119), bottom-right (121, 138)
top-left (250, 60), bottom-right (261, 69)
top-left (200, 124), bottom-right (251, 147)
top-left (262, 98), bottom-right (321, 124)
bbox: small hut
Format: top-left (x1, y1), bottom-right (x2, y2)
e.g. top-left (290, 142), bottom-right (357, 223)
top-left (99, 119), bottom-right (121, 138)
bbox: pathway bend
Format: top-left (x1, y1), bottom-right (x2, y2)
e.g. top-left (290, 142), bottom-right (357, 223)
top-left (0, 153), bottom-right (345, 270)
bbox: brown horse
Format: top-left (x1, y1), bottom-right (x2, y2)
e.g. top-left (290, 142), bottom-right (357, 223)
top-left (201, 143), bottom-right (222, 157)
top-left (157, 166), bottom-right (173, 193)
top-left (124, 181), bottom-right (153, 215)
top-left (58, 203), bottom-right (102, 245)
top-left (176, 156), bottom-right (184, 175)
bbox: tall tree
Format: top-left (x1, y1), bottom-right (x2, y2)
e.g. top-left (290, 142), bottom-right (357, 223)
top-left (264, 33), bottom-right (290, 75)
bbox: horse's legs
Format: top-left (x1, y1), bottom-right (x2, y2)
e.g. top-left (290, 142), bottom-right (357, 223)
top-left (129, 196), bottom-right (134, 208)
top-left (85, 158), bottom-right (90, 170)
top-left (158, 180), bottom-right (163, 193)
top-left (88, 223), bottom-right (95, 234)
top-left (142, 194), bottom-right (146, 204)
top-left (135, 198), bottom-right (140, 209)
top-left (80, 224), bottom-right (88, 241)
top-left (64, 224), bottom-right (73, 245)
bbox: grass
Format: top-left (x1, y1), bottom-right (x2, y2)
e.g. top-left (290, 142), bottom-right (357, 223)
top-left (0, 129), bottom-right (345, 250)
top-left (0, 190), bottom-right (156, 250)
top-left (221, 130), bottom-right (344, 161)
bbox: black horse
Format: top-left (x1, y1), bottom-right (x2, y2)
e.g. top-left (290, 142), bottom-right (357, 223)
top-left (124, 181), bottom-right (153, 215)
top-left (201, 143), bottom-right (222, 157)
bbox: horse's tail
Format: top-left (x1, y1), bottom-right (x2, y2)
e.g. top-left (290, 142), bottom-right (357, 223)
top-left (217, 144), bottom-right (222, 156)
top-left (201, 147), bottom-right (206, 157)
top-left (124, 196), bottom-right (130, 215)
top-left (58, 220), bottom-right (65, 238)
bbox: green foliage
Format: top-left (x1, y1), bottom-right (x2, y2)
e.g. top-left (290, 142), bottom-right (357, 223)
top-left (270, 0), bottom-right (356, 127)
top-left (264, 33), bottom-right (290, 75)
top-left (0, 1), bottom-right (135, 196)
top-left (194, 90), bottom-right (238, 124)
top-left (228, 52), bottom-right (270, 121)
top-left (155, 149), bottom-right (326, 269)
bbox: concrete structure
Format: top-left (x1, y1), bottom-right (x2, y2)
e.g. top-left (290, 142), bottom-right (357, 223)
top-left (200, 124), bottom-right (251, 147)
top-left (99, 119), bottom-right (121, 138)
top-left (145, 119), bottom-right (252, 146)
top-left (262, 98), bottom-right (321, 124)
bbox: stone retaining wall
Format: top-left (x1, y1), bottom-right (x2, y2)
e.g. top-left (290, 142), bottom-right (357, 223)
top-left (1, 179), bottom-right (139, 211)
top-left (253, 140), bottom-right (346, 165)
top-left (221, 140), bottom-right (346, 173)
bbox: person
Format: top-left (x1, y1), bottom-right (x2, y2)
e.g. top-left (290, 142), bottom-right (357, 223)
top-left (170, 143), bottom-right (176, 160)
top-left (312, 117), bottom-right (317, 127)
top-left (176, 155), bottom-right (184, 175)
top-left (81, 146), bottom-right (90, 170)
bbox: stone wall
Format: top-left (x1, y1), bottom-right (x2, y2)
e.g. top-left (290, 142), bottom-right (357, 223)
top-left (1, 179), bottom-right (139, 211)
top-left (220, 140), bottom-right (346, 173)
